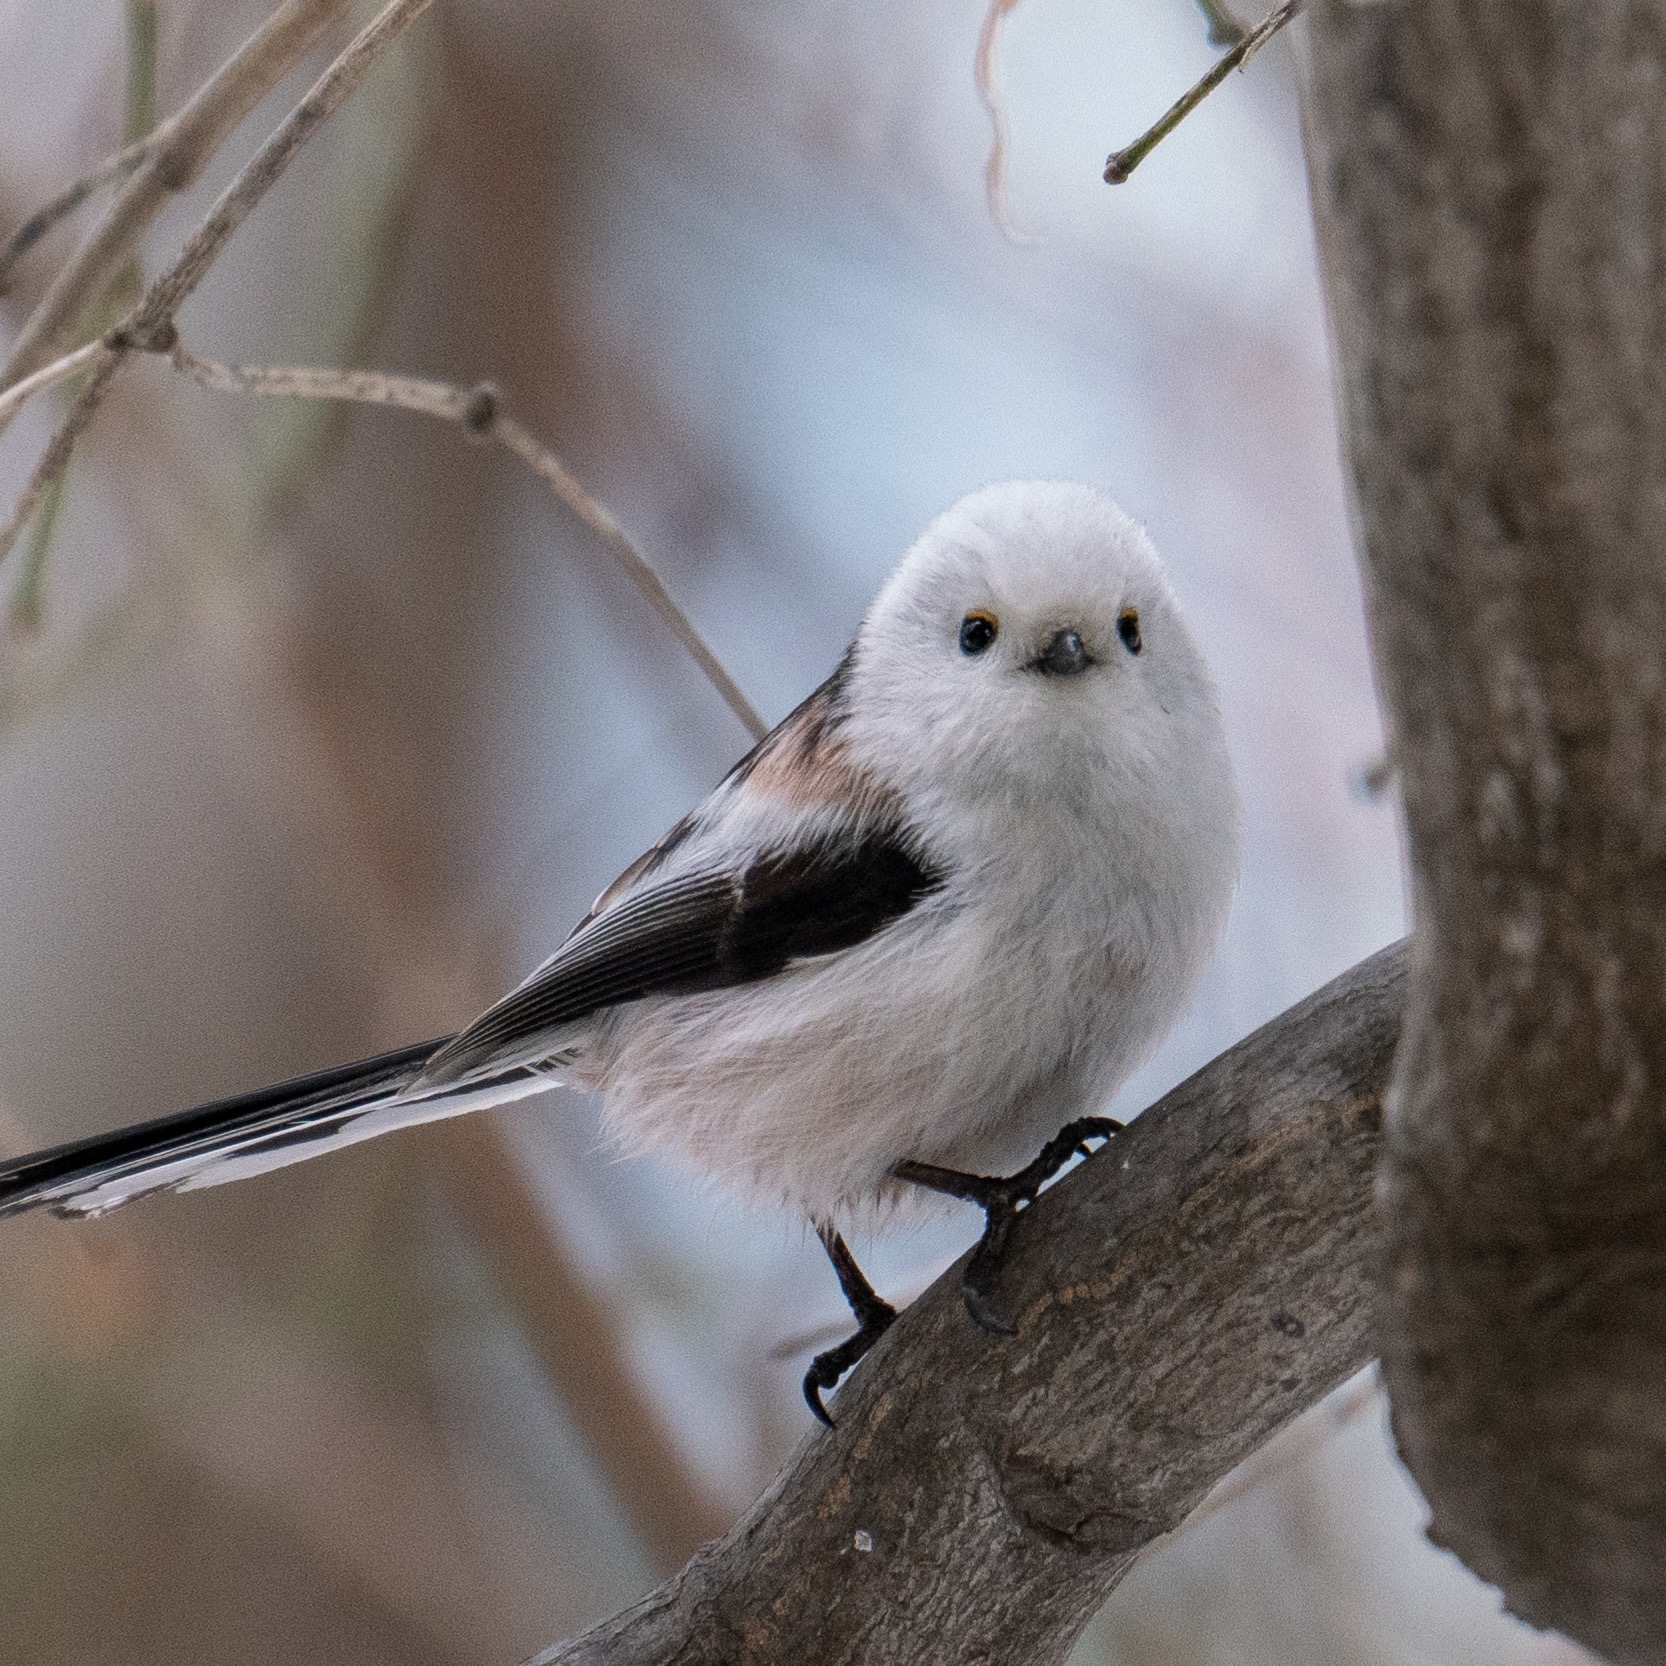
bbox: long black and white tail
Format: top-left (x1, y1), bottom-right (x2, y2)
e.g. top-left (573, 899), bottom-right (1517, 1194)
top-left (0, 1039), bottom-right (554, 1221)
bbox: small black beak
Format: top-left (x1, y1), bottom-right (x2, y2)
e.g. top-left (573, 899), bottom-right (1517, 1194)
top-left (1031, 628), bottom-right (1094, 677)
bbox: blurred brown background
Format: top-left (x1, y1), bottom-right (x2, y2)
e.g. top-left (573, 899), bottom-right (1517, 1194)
top-left (0, 2), bottom-right (1596, 1662)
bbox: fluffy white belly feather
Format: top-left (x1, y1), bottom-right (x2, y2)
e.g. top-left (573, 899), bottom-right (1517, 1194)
top-left (579, 888), bottom-right (1181, 1220)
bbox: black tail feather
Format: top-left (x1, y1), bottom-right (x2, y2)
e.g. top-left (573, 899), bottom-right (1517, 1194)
top-left (0, 1037), bottom-right (451, 1220)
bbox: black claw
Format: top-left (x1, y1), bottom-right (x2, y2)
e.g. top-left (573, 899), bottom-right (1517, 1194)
top-left (894, 1116), bottom-right (1125, 1333)
top-left (805, 1224), bottom-right (898, 1426)
top-left (960, 1252), bottom-right (1016, 1335)
top-left (801, 1121), bottom-right (1124, 1421)
top-left (803, 1308), bottom-right (895, 1426)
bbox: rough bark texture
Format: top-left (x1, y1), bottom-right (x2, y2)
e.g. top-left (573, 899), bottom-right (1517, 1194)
top-left (1300, 9), bottom-right (1666, 1661)
top-left (533, 944), bottom-right (1403, 1666)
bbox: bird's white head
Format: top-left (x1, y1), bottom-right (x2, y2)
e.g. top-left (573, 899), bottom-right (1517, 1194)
top-left (848, 481), bottom-right (1238, 858)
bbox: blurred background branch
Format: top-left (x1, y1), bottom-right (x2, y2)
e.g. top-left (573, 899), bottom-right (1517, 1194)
top-left (0, 135), bottom-right (155, 298)
top-left (0, 0), bottom-right (434, 567)
top-left (164, 342), bottom-right (764, 737)
top-left (0, 0), bottom-right (352, 412)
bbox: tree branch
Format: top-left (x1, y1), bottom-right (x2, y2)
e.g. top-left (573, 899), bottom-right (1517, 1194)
top-left (0, 0), bottom-right (352, 410)
top-left (1300, 6), bottom-right (1666, 1660)
top-left (1104, 0), bottom-right (1301, 185)
top-left (531, 943), bottom-right (1403, 1666)
top-left (160, 343), bottom-right (766, 738)
top-left (0, 0), bottom-right (434, 576)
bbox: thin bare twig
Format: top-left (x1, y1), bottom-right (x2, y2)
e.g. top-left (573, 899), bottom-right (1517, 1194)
top-left (0, 352), bottom-right (124, 571)
top-left (0, 332), bottom-right (766, 735)
top-left (6, 2), bottom-right (164, 635)
top-left (0, 339), bottom-right (110, 428)
top-left (139, 0), bottom-right (435, 335)
top-left (166, 345), bottom-right (769, 739)
top-left (171, 347), bottom-right (474, 416)
top-left (0, 0), bottom-right (352, 413)
top-left (0, 137), bottom-right (155, 297)
top-left (0, 0), bottom-right (436, 576)
top-left (1104, 0), bottom-right (1302, 184)
top-left (494, 423), bottom-right (768, 740)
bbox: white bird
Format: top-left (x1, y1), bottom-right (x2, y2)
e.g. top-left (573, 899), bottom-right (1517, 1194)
top-left (0, 480), bottom-right (1240, 1419)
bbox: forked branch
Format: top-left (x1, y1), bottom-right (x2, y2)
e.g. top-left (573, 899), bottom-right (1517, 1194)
top-left (0, 0), bottom-right (434, 568)
top-left (0, 0), bottom-right (352, 411)
top-left (164, 344), bottom-right (767, 738)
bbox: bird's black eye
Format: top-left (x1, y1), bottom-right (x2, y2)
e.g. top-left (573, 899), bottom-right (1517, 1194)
top-left (959, 612), bottom-right (998, 655)
top-left (1117, 608), bottom-right (1142, 655)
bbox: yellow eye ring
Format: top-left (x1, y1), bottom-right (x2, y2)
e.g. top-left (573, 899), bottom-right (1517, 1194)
top-left (958, 611), bottom-right (999, 656)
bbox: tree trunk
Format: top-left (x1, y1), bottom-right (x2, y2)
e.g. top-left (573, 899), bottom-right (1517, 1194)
top-left (1299, 8), bottom-right (1666, 1661)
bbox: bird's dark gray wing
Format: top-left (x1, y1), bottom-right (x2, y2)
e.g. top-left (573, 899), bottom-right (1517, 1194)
top-left (420, 831), bottom-right (945, 1085)
top-left (0, 823), bottom-right (942, 1222)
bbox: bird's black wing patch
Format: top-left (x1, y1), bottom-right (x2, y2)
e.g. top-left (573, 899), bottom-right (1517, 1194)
top-left (421, 830), bottom-right (944, 1085)
top-left (567, 649), bottom-right (859, 935)
top-left (720, 840), bottom-right (934, 975)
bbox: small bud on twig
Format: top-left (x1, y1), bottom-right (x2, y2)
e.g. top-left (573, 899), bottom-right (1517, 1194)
top-left (462, 381), bottom-right (500, 438)
top-left (1105, 0), bottom-right (1302, 186)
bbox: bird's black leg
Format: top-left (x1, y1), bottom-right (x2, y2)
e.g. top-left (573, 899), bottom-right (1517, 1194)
top-left (892, 1116), bottom-right (1124, 1334)
top-left (803, 1223), bottom-right (898, 1427)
